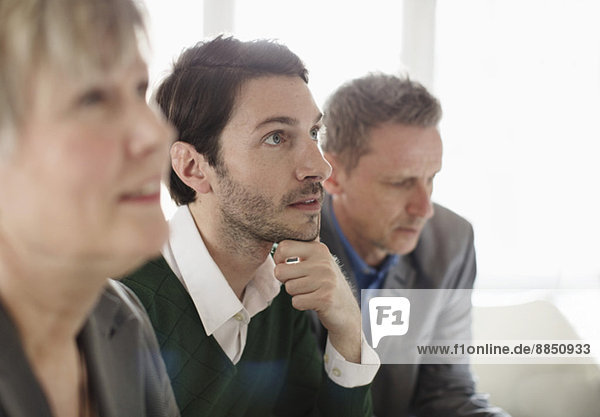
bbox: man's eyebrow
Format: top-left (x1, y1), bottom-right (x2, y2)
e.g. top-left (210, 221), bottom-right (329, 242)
top-left (254, 116), bottom-right (298, 133)
top-left (382, 169), bottom-right (441, 182)
top-left (253, 113), bottom-right (323, 133)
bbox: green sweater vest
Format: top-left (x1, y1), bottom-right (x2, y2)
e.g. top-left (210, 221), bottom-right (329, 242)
top-left (122, 257), bottom-right (372, 417)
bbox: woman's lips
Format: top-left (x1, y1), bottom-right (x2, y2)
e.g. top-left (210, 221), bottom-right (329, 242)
top-left (120, 180), bottom-right (162, 203)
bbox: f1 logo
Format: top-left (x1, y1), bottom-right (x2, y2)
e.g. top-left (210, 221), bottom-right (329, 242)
top-left (369, 297), bottom-right (410, 348)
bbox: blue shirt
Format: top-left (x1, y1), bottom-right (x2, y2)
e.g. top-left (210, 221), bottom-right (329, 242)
top-left (329, 207), bottom-right (399, 290)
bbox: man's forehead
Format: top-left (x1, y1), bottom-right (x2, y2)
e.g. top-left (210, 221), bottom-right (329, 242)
top-left (228, 75), bottom-right (320, 129)
top-left (235, 75), bottom-right (302, 106)
top-left (251, 113), bottom-right (323, 134)
top-left (353, 124), bottom-right (442, 175)
top-left (366, 123), bottom-right (440, 151)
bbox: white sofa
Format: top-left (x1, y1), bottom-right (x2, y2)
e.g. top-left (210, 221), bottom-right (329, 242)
top-left (471, 299), bottom-right (600, 417)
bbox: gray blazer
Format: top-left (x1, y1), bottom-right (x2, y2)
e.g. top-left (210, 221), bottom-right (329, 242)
top-left (0, 280), bottom-right (179, 417)
top-left (319, 195), bottom-right (509, 417)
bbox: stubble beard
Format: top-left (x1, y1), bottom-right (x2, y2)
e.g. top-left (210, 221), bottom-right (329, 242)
top-left (215, 168), bottom-right (322, 247)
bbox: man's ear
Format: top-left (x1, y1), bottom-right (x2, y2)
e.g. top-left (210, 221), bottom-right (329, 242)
top-left (323, 152), bottom-right (345, 195)
top-left (170, 141), bottom-right (212, 194)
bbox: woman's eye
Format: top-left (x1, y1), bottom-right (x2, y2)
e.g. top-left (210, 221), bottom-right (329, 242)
top-left (264, 132), bottom-right (284, 145)
top-left (137, 81), bottom-right (149, 98)
top-left (79, 89), bottom-right (106, 106)
top-left (310, 128), bottom-right (320, 141)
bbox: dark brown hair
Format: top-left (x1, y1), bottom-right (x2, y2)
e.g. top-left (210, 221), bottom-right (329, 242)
top-left (155, 35), bottom-right (308, 205)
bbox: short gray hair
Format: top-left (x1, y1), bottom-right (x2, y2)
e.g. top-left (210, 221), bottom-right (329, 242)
top-left (322, 73), bottom-right (442, 172)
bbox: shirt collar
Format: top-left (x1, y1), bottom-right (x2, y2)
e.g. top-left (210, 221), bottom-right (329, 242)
top-left (162, 205), bottom-right (281, 336)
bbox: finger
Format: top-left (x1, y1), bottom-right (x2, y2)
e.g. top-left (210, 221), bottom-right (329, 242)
top-left (282, 275), bottom-right (320, 296)
top-left (290, 288), bottom-right (337, 313)
top-left (273, 262), bottom-right (309, 283)
top-left (274, 260), bottom-right (329, 284)
top-left (289, 292), bottom-right (320, 312)
top-left (272, 240), bottom-right (312, 264)
top-left (273, 239), bottom-right (326, 264)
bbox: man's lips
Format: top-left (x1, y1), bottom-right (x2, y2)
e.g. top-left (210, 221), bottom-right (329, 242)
top-left (288, 195), bottom-right (322, 210)
top-left (394, 225), bottom-right (421, 234)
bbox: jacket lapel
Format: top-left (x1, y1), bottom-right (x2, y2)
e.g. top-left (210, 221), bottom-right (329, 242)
top-left (0, 301), bottom-right (53, 417)
top-left (382, 256), bottom-right (414, 290)
top-left (78, 285), bottom-right (137, 417)
top-left (320, 194), bottom-right (356, 285)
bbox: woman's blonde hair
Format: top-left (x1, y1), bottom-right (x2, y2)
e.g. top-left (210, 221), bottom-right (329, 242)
top-left (0, 0), bottom-right (147, 152)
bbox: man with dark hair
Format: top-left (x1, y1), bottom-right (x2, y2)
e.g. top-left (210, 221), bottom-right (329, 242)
top-left (122, 36), bottom-right (378, 417)
top-left (318, 73), bottom-right (510, 417)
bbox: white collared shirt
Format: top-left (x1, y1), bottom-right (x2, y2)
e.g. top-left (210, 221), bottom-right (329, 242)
top-left (162, 205), bottom-right (379, 388)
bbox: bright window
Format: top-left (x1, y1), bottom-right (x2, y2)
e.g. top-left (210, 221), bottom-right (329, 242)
top-left (145, 0), bottom-right (600, 289)
top-left (434, 0), bottom-right (600, 287)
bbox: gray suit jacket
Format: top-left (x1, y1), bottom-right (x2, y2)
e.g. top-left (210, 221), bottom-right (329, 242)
top-left (319, 195), bottom-right (509, 417)
top-left (0, 280), bottom-right (179, 417)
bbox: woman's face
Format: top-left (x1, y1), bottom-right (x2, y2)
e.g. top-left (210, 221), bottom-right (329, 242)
top-left (0, 56), bottom-right (174, 276)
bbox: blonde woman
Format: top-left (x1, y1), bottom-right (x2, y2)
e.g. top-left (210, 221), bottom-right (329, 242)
top-left (0, 0), bottom-right (178, 416)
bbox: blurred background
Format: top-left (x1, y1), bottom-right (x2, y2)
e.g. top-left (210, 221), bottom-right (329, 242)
top-left (146, 0), bottom-right (600, 291)
top-left (143, 1), bottom-right (600, 414)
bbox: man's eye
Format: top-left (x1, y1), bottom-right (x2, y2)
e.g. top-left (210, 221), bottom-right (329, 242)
top-left (391, 179), bottom-right (412, 188)
top-left (264, 132), bottom-right (284, 145)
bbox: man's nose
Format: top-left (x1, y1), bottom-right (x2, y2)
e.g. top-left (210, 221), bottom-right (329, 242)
top-left (294, 137), bottom-right (332, 182)
top-left (406, 182), bottom-right (434, 219)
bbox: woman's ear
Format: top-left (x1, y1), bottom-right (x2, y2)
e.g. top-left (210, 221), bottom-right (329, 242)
top-left (170, 141), bottom-right (212, 194)
top-left (323, 152), bottom-right (345, 195)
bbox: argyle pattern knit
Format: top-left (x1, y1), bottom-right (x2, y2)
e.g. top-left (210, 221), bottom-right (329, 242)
top-left (122, 257), bottom-right (372, 417)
